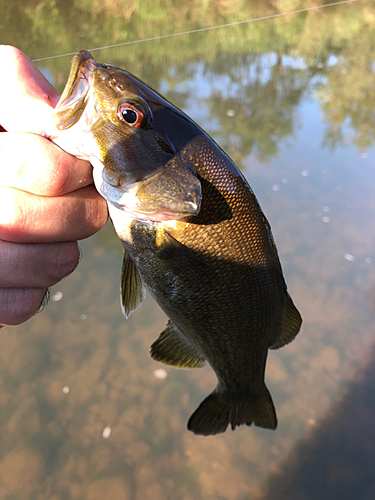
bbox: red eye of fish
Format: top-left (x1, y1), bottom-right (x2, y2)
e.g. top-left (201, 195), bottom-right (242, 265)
top-left (117, 103), bottom-right (145, 128)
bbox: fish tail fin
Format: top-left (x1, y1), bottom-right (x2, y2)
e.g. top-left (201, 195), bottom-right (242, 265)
top-left (187, 386), bottom-right (277, 436)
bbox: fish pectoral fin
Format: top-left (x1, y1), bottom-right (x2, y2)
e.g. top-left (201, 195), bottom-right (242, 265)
top-left (120, 251), bottom-right (145, 318)
top-left (150, 320), bottom-right (206, 368)
top-left (187, 385), bottom-right (277, 436)
top-left (270, 293), bottom-right (302, 349)
top-left (158, 231), bottom-right (211, 282)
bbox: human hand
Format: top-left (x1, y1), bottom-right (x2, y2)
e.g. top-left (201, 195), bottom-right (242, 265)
top-left (0, 46), bottom-right (108, 326)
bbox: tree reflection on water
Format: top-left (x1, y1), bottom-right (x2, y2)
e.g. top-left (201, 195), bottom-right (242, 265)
top-left (0, 1), bottom-right (375, 499)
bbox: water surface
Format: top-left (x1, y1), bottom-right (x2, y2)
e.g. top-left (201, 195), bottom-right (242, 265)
top-left (0, 1), bottom-right (374, 499)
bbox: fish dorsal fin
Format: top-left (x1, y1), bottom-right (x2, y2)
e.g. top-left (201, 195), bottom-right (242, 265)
top-left (120, 251), bottom-right (145, 318)
top-left (270, 293), bottom-right (302, 350)
top-left (150, 320), bottom-right (206, 368)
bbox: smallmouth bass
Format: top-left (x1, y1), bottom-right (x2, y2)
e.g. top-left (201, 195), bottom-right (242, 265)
top-left (44, 50), bottom-right (302, 435)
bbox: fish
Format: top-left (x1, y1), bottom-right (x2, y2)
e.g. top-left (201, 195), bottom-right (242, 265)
top-left (43, 50), bottom-right (302, 436)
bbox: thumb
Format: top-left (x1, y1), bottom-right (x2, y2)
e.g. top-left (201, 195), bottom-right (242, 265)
top-left (0, 45), bottom-right (60, 134)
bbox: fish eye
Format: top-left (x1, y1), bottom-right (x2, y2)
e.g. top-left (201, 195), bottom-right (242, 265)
top-left (117, 102), bottom-right (145, 128)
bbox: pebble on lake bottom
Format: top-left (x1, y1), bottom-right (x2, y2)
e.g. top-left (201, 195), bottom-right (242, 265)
top-left (102, 427), bottom-right (111, 439)
top-left (153, 369), bottom-right (168, 380)
top-left (52, 291), bottom-right (63, 302)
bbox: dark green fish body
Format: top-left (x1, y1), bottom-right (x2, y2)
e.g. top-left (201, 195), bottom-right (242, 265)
top-left (44, 51), bottom-right (302, 435)
top-left (117, 135), bottom-right (300, 434)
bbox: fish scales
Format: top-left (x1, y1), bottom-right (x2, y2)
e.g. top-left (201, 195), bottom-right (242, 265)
top-left (117, 134), bottom-right (287, 425)
top-left (43, 50), bottom-right (302, 435)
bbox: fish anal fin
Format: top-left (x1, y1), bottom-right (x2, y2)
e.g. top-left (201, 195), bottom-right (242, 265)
top-left (270, 293), bottom-right (302, 350)
top-left (187, 385), bottom-right (277, 436)
top-left (120, 251), bottom-right (145, 319)
top-left (150, 320), bottom-right (206, 369)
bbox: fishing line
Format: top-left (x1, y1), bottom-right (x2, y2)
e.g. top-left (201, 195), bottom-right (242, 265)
top-left (32, 0), bottom-right (357, 62)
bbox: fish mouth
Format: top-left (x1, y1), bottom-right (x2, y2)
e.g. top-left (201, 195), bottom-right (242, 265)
top-left (53, 50), bottom-right (96, 130)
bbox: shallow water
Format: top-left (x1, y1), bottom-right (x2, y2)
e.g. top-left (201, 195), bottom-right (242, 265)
top-left (1, 1), bottom-right (375, 499)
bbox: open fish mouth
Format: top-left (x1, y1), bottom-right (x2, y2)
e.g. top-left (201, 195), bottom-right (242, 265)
top-left (53, 50), bottom-right (96, 130)
top-left (43, 50), bottom-right (102, 161)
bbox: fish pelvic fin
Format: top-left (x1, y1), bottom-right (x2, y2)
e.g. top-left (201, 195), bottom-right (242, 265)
top-left (150, 320), bottom-right (206, 369)
top-left (187, 386), bottom-right (277, 436)
top-left (120, 251), bottom-right (145, 319)
top-left (270, 293), bottom-right (302, 350)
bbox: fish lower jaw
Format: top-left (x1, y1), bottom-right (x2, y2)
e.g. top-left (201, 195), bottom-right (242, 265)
top-left (109, 202), bottom-right (180, 223)
top-left (95, 173), bottom-right (191, 223)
